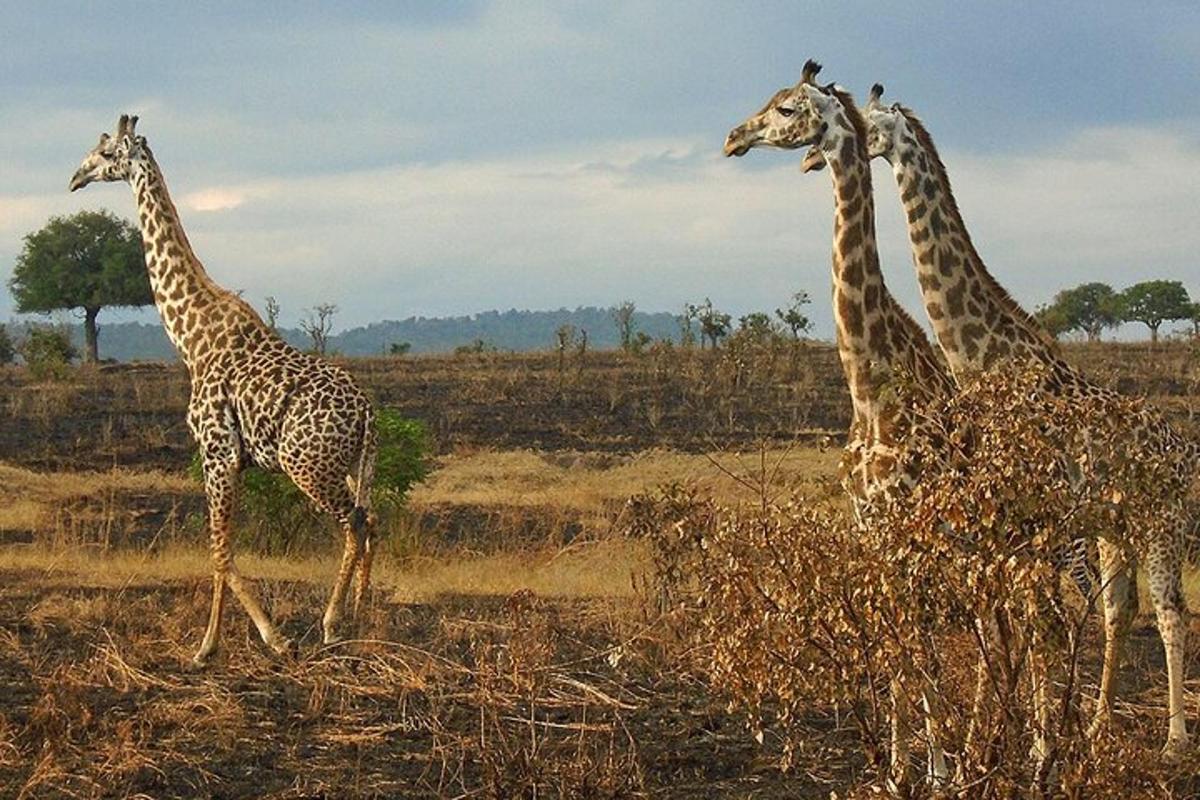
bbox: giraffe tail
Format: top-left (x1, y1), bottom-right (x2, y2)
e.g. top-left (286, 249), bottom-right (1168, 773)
top-left (347, 409), bottom-right (378, 537)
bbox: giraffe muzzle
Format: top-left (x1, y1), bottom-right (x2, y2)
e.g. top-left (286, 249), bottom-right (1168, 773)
top-left (68, 168), bottom-right (90, 192)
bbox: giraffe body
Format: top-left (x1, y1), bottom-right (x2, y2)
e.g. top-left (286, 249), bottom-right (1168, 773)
top-left (866, 88), bottom-right (1196, 753)
top-left (725, 63), bottom-right (955, 785)
top-left (71, 116), bottom-right (378, 663)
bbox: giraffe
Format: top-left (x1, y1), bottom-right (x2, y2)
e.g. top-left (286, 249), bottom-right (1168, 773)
top-left (70, 115), bottom-right (379, 665)
top-left (724, 61), bottom-right (958, 786)
top-left (864, 85), bottom-right (1196, 755)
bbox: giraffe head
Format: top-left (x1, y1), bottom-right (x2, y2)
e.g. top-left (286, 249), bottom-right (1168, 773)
top-left (69, 114), bottom-right (145, 192)
top-left (862, 84), bottom-right (912, 163)
top-left (723, 60), bottom-right (831, 157)
top-left (725, 61), bottom-right (868, 178)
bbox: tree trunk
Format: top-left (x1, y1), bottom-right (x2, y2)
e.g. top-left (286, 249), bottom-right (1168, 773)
top-left (1149, 323), bottom-right (1159, 345)
top-left (83, 306), bottom-right (100, 363)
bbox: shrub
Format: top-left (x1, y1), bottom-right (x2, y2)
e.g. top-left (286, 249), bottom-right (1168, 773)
top-left (20, 325), bottom-right (78, 380)
top-left (0, 323), bottom-right (15, 365)
top-left (632, 362), bottom-right (1188, 796)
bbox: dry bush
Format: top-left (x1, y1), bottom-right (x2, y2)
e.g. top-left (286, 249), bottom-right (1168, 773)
top-left (632, 363), bottom-right (1198, 798)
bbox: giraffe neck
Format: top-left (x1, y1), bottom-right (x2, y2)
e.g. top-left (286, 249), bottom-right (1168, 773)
top-left (128, 149), bottom-right (266, 371)
top-left (823, 132), bottom-right (954, 430)
top-left (889, 116), bottom-right (1066, 378)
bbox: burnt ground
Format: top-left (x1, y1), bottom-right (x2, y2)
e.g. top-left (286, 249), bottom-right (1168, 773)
top-left (0, 571), bottom-right (857, 799)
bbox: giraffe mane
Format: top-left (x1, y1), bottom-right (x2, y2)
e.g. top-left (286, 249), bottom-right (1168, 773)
top-left (825, 86), bottom-right (871, 159)
top-left (895, 105), bottom-right (1059, 349)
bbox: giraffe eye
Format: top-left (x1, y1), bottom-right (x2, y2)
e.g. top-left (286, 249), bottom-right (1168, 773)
top-left (778, 106), bottom-right (795, 117)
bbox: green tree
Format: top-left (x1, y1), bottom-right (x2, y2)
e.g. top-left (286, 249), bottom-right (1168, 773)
top-left (774, 291), bottom-right (813, 338)
top-left (1033, 303), bottom-right (1072, 339)
top-left (1188, 302), bottom-right (1200, 338)
top-left (1041, 282), bottom-right (1121, 342)
top-left (1117, 280), bottom-right (1192, 343)
top-left (9, 210), bottom-right (149, 363)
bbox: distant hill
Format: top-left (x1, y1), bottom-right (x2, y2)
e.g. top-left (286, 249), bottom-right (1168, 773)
top-left (41, 306), bottom-right (686, 362)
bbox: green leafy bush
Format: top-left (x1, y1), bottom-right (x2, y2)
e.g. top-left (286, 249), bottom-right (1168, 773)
top-left (21, 325), bottom-right (78, 380)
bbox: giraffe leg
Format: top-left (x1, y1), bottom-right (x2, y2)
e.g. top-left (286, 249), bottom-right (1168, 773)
top-left (1090, 538), bottom-right (1136, 737)
top-left (890, 672), bottom-right (912, 788)
top-left (353, 531), bottom-right (374, 620)
top-left (193, 454), bottom-right (291, 665)
top-left (1144, 521), bottom-right (1189, 756)
top-left (323, 521), bottom-right (361, 644)
top-left (920, 679), bottom-right (949, 786)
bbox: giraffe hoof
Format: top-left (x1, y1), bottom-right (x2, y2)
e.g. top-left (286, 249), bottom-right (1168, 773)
top-left (268, 636), bottom-right (296, 658)
top-left (322, 629), bottom-right (345, 647)
top-left (1162, 735), bottom-right (1192, 762)
top-left (189, 652), bottom-right (215, 671)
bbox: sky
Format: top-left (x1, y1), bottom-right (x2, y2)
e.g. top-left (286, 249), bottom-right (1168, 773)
top-left (2, 1), bottom-right (1199, 339)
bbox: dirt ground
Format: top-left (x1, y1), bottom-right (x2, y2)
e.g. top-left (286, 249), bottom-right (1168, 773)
top-left (0, 570), bottom-right (855, 799)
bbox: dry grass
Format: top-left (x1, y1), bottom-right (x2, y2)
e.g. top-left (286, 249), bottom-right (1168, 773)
top-left (413, 445), bottom-right (842, 510)
top-left (0, 538), bottom-right (645, 602)
top-left (0, 462), bottom-right (196, 540)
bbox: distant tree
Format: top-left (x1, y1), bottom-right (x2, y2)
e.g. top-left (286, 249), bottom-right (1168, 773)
top-left (774, 291), bottom-right (813, 339)
top-left (691, 298), bottom-right (731, 349)
top-left (1034, 303), bottom-right (1073, 339)
top-left (1188, 302), bottom-right (1200, 338)
top-left (610, 301), bottom-right (638, 351)
top-left (1039, 282), bottom-right (1121, 341)
top-left (0, 324), bottom-right (15, 365)
top-left (264, 295), bottom-right (281, 331)
top-left (388, 341), bottom-right (412, 356)
top-left (1118, 280), bottom-right (1192, 344)
top-left (678, 305), bottom-right (699, 348)
top-left (9, 210), bottom-right (149, 363)
top-left (737, 311), bottom-right (781, 341)
top-left (554, 324), bottom-right (577, 370)
top-left (300, 303), bottom-right (338, 355)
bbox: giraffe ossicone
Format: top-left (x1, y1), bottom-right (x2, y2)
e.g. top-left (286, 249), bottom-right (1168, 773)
top-left (71, 114), bottom-right (380, 665)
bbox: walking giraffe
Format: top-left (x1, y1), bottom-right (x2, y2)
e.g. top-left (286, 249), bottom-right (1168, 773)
top-left (724, 61), bottom-right (957, 785)
top-left (70, 115), bottom-right (378, 665)
top-left (863, 85), bottom-right (1196, 755)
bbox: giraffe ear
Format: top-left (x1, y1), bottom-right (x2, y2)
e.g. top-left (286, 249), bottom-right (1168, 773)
top-left (98, 132), bottom-right (110, 146)
top-left (801, 59), bottom-right (822, 85)
top-left (117, 114), bottom-right (129, 137)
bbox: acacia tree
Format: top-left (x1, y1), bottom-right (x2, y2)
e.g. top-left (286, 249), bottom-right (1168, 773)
top-left (9, 210), bottom-right (149, 363)
top-left (691, 298), bottom-right (731, 350)
top-left (774, 291), bottom-right (813, 339)
top-left (1041, 282), bottom-right (1122, 341)
top-left (1118, 280), bottom-right (1192, 343)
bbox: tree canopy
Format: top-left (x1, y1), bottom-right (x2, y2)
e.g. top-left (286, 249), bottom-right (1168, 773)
top-left (1117, 280), bottom-right (1192, 343)
top-left (1039, 282), bottom-right (1122, 342)
top-left (9, 210), bottom-right (150, 362)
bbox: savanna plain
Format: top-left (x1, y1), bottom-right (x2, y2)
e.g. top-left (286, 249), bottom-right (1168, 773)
top-left (2, 341), bottom-right (1199, 798)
